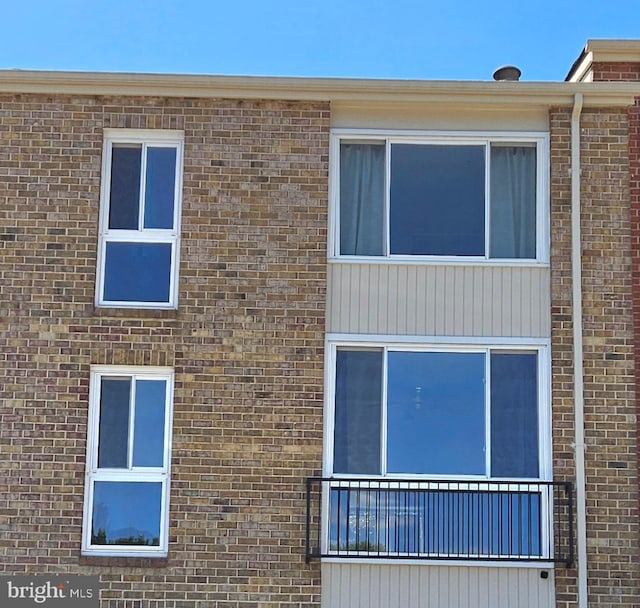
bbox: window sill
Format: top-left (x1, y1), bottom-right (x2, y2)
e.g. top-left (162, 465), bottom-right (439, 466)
top-left (328, 256), bottom-right (550, 268)
top-left (93, 306), bottom-right (179, 319)
top-left (79, 555), bottom-right (169, 568)
top-left (320, 556), bottom-right (555, 569)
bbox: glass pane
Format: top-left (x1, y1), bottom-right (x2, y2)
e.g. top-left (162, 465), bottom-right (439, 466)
top-left (330, 488), bottom-right (541, 557)
top-left (340, 143), bottom-right (385, 255)
top-left (98, 378), bottom-right (131, 468)
top-left (390, 144), bottom-right (485, 255)
top-left (387, 352), bottom-right (486, 475)
top-left (109, 145), bottom-right (142, 230)
top-left (144, 147), bottom-right (177, 229)
top-left (333, 349), bottom-right (383, 474)
top-left (103, 242), bottom-right (172, 303)
top-left (132, 380), bottom-right (167, 467)
top-left (91, 481), bottom-right (162, 546)
top-left (491, 352), bottom-right (539, 478)
top-left (490, 146), bottom-right (536, 259)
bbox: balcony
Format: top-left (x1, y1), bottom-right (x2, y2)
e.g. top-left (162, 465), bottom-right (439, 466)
top-left (306, 478), bottom-right (574, 565)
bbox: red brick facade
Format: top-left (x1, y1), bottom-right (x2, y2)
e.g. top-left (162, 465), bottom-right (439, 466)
top-left (590, 62), bottom-right (640, 82)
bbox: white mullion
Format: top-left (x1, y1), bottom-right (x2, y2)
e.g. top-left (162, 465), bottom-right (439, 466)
top-left (539, 347), bottom-right (552, 480)
top-left (172, 143), bottom-right (181, 234)
top-left (485, 142), bottom-right (491, 259)
top-left (167, 240), bottom-right (176, 309)
top-left (127, 376), bottom-right (136, 470)
top-left (384, 140), bottom-right (391, 256)
top-left (537, 138), bottom-right (549, 264)
top-left (162, 375), bottom-right (172, 470)
top-left (332, 137), bottom-right (340, 257)
top-left (485, 349), bottom-right (492, 478)
top-left (90, 372), bottom-right (102, 472)
top-left (380, 346), bottom-right (389, 476)
top-left (138, 144), bottom-right (148, 231)
top-left (102, 140), bottom-right (115, 236)
top-left (325, 344), bottom-right (337, 476)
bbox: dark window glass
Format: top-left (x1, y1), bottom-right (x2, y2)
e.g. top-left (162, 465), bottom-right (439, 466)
top-left (132, 380), bottom-right (166, 467)
top-left (144, 147), bottom-right (176, 230)
top-left (490, 352), bottom-right (539, 478)
top-left (109, 145), bottom-right (142, 230)
top-left (91, 481), bottom-right (162, 546)
top-left (390, 144), bottom-right (485, 255)
top-left (386, 351), bottom-right (485, 475)
top-left (98, 378), bottom-right (131, 468)
top-left (333, 349), bottom-right (383, 474)
top-left (104, 242), bottom-right (172, 303)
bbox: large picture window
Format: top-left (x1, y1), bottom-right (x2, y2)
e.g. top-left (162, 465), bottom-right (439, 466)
top-left (82, 367), bottom-right (173, 557)
top-left (96, 130), bottom-right (184, 308)
top-left (334, 133), bottom-right (546, 261)
top-left (331, 346), bottom-right (542, 479)
top-left (325, 342), bottom-right (551, 560)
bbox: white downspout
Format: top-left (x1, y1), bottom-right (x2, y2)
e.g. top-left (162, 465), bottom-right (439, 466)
top-left (570, 92), bottom-right (588, 608)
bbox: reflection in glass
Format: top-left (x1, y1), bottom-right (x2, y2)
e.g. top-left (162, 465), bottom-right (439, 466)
top-left (390, 144), bottom-right (485, 255)
top-left (91, 481), bottom-right (162, 546)
top-left (104, 242), bottom-right (172, 303)
top-left (387, 352), bottom-right (485, 475)
top-left (109, 145), bottom-right (142, 230)
top-left (329, 488), bottom-right (541, 557)
top-left (98, 378), bottom-right (131, 468)
top-left (144, 147), bottom-right (176, 229)
top-left (132, 380), bottom-right (166, 467)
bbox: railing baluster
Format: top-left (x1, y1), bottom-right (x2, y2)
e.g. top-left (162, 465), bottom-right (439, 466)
top-left (305, 478), bottom-right (574, 565)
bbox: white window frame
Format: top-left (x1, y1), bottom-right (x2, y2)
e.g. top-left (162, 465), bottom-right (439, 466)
top-left (324, 336), bottom-right (552, 480)
top-left (329, 129), bottom-right (549, 265)
top-left (322, 335), bottom-right (553, 561)
top-left (82, 366), bottom-right (174, 558)
top-left (95, 129), bottom-right (184, 309)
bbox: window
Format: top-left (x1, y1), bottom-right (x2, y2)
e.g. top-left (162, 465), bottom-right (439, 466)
top-left (324, 341), bottom-right (551, 559)
top-left (96, 130), bottom-right (184, 308)
top-left (333, 132), bottom-right (547, 261)
top-left (332, 347), bottom-right (542, 478)
top-left (82, 367), bottom-right (173, 557)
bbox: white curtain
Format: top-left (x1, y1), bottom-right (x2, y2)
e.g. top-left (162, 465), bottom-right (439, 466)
top-left (339, 143), bottom-right (385, 255)
top-left (490, 146), bottom-right (536, 258)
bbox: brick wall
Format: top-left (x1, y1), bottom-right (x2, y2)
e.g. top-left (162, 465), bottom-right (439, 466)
top-left (632, 99), bottom-right (640, 536)
top-left (590, 62), bottom-right (640, 82)
top-left (550, 106), bottom-right (640, 607)
top-left (0, 94), bottom-right (329, 606)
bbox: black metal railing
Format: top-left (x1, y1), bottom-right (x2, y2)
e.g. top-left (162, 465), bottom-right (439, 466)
top-left (306, 478), bottom-right (573, 565)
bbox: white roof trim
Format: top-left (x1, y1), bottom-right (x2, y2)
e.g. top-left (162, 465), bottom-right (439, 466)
top-left (0, 69), bottom-right (638, 107)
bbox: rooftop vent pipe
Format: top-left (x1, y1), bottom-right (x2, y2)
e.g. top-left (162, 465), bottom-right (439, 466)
top-left (492, 65), bottom-right (521, 81)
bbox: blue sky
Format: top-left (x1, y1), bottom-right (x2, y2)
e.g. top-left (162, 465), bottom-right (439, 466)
top-left (2, 0), bottom-right (639, 81)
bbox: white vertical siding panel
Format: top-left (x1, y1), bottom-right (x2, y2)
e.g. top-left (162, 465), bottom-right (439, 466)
top-left (368, 265), bottom-right (379, 335)
top-left (489, 267), bottom-right (501, 336)
top-left (421, 266), bottom-right (433, 335)
top-left (434, 266), bottom-right (446, 334)
top-left (322, 563), bottom-right (555, 608)
top-left (357, 265), bottom-right (370, 334)
top-left (503, 267), bottom-right (514, 335)
top-left (396, 266), bottom-right (408, 334)
top-left (520, 270), bottom-right (532, 336)
top-left (327, 264), bottom-right (550, 337)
